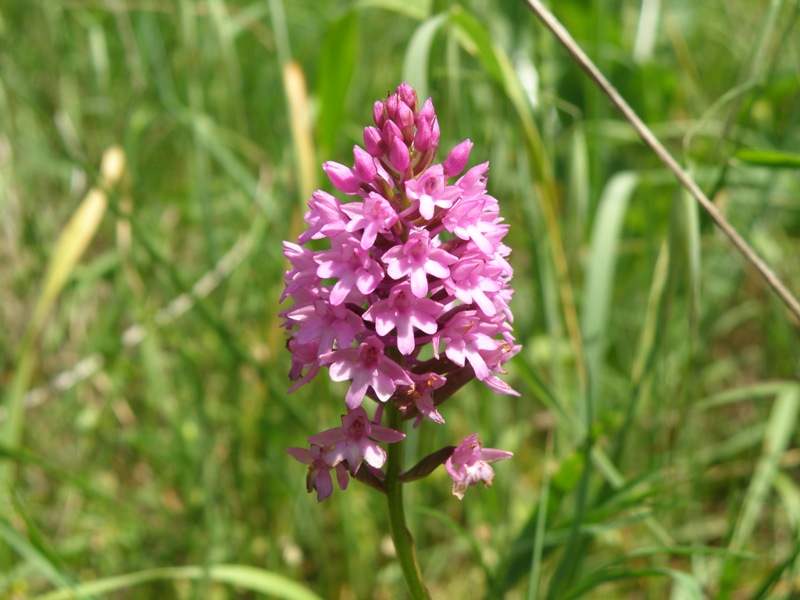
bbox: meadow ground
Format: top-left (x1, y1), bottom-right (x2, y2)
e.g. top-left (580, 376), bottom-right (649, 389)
top-left (1, 0), bottom-right (799, 598)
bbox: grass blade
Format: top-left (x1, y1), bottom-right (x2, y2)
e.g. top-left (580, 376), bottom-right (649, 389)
top-left (521, 0), bottom-right (800, 321)
top-left (718, 384), bottom-right (800, 596)
top-left (317, 11), bottom-right (358, 157)
top-left (581, 172), bottom-right (638, 402)
top-left (0, 147), bottom-right (124, 495)
top-left (30, 565), bottom-right (324, 600)
top-left (402, 12), bottom-right (449, 100)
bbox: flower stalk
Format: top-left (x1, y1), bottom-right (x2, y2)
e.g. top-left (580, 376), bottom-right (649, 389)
top-left (384, 404), bottom-right (431, 600)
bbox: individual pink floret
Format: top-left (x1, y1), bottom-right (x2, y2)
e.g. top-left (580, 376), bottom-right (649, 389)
top-left (286, 338), bottom-right (321, 393)
top-left (286, 444), bottom-right (350, 502)
top-left (404, 164), bottom-right (459, 220)
top-left (281, 241), bottom-right (321, 302)
top-left (381, 229), bottom-right (457, 298)
top-left (286, 298), bottom-right (365, 354)
top-left (341, 192), bottom-right (398, 249)
top-left (298, 190), bottom-right (347, 244)
top-left (434, 311), bottom-right (502, 381)
top-left (407, 372), bottom-right (447, 425)
top-left (444, 258), bottom-right (504, 317)
top-left (309, 406), bottom-right (405, 475)
top-left (445, 434), bottom-right (512, 500)
top-left (320, 336), bottom-right (413, 409)
top-left (442, 194), bottom-right (501, 256)
top-left (315, 234), bottom-right (385, 305)
top-left (363, 281), bottom-right (443, 355)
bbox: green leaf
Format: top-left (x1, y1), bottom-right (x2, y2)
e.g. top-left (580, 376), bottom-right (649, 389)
top-left (564, 568), bottom-right (704, 600)
top-left (355, 0), bottom-right (429, 21)
top-left (0, 517), bottom-right (80, 596)
top-left (719, 384), bottom-right (800, 594)
top-left (551, 451), bottom-right (585, 493)
top-left (581, 172), bottom-right (638, 396)
top-left (403, 12), bottom-right (449, 100)
top-left (31, 565), bottom-right (324, 600)
top-left (317, 11), bottom-right (358, 156)
top-left (735, 148), bottom-right (800, 168)
top-left (449, 8), bottom-right (504, 83)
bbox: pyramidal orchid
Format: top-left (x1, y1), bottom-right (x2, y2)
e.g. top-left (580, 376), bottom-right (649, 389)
top-left (281, 83), bottom-right (519, 598)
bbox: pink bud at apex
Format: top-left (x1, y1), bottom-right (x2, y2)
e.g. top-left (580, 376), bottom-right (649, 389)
top-left (282, 83), bottom-right (518, 501)
top-left (397, 82), bottom-right (418, 113)
top-left (446, 434), bottom-right (513, 500)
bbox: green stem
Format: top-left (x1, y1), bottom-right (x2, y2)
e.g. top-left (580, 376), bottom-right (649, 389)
top-left (384, 405), bottom-right (431, 600)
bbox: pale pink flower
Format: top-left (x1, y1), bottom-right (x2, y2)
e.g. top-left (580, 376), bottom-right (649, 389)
top-left (404, 165), bottom-right (459, 220)
top-left (298, 190), bottom-right (347, 244)
top-left (309, 406), bottom-right (405, 474)
top-left (315, 235), bottom-right (384, 305)
top-left (444, 258), bottom-right (504, 317)
top-left (446, 434), bottom-right (512, 500)
top-left (286, 298), bottom-right (364, 354)
top-left (442, 195), bottom-right (500, 255)
top-left (456, 161), bottom-right (489, 195)
top-left (321, 336), bottom-right (413, 409)
top-left (381, 229), bottom-right (457, 298)
top-left (286, 338), bottom-right (320, 393)
top-left (407, 372), bottom-right (446, 425)
top-left (434, 311), bottom-right (503, 381)
top-left (287, 444), bottom-right (349, 502)
top-left (363, 281), bottom-right (443, 355)
top-left (281, 242), bottom-right (320, 302)
top-left (341, 192), bottom-right (398, 249)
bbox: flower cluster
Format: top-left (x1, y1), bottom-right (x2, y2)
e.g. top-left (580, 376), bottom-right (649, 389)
top-left (283, 83), bottom-right (517, 501)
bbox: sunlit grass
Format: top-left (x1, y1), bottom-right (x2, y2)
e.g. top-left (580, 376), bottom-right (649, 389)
top-left (1, 0), bottom-right (799, 598)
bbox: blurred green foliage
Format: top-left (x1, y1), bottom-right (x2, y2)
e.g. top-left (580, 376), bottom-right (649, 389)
top-left (1, 0), bottom-right (799, 598)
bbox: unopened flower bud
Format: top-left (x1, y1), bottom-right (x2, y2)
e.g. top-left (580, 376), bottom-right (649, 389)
top-left (385, 94), bottom-right (399, 122)
top-left (389, 135), bottom-right (410, 173)
top-left (414, 116), bottom-right (433, 153)
top-left (396, 102), bottom-right (415, 144)
top-left (364, 126), bottom-right (385, 157)
top-left (323, 161), bottom-right (361, 194)
top-left (373, 101), bottom-right (386, 127)
top-left (443, 139), bottom-right (473, 177)
top-left (353, 146), bottom-right (377, 183)
top-left (418, 98), bottom-right (434, 123)
top-left (397, 82), bottom-right (418, 113)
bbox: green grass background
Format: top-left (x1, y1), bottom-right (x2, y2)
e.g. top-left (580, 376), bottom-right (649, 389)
top-left (1, 0), bottom-right (799, 598)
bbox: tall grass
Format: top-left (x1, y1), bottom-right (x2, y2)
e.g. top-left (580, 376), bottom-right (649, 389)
top-left (1, 0), bottom-right (799, 597)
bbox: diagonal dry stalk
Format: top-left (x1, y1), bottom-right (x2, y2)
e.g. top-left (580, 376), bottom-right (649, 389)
top-left (522, 0), bottom-right (800, 322)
